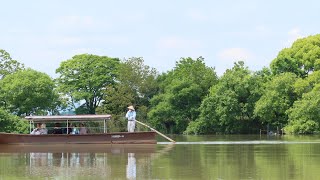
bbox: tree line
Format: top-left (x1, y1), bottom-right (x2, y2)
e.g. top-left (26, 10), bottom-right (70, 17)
top-left (1, 34), bottom-right (320, 134)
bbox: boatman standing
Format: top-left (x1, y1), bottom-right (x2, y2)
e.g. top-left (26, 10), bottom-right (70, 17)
top-left (125, 105), bottom-right (136, 132)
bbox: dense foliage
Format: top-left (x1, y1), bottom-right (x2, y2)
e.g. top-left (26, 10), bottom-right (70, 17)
top-left (148, 57), bottom-right (217, 133)
top-left (285, 80), bottom-right (320, 133)
top-left (0, 68), bottom-right (58, 115)
top-left (0, 49), bottom-right (24, 79)
top-left (56, 54), bottom-right (120, 114)
top-left (254, 72), bottom-right (298, 128)
top-left (185, 61), bottom-right (263, 134)
top-left (2, 34), bottom-right (320, 134)
top-left (0, 108), bottom-right (28, 133)
top-left (96, 57), bottom-right (158, 131)
top-left (271, 34), bottom-right (320, 77)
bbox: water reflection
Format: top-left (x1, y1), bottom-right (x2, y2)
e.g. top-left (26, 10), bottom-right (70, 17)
top-left (28, 151), bottom-right (142, 179)
top-left (0, 144), bottom-right (173, 179)
top-left (3, 135), bottom-right (320, 179)
top-left (126, 153), bottom-right (136, 180)
top-left (28, 152), bottom-right (107, 177)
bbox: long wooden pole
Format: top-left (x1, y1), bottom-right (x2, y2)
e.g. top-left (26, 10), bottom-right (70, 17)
top-left (135, 120), bottom-right (175, 143)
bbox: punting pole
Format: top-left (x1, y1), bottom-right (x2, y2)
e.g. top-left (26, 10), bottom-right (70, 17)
top-left (135, 120), bottom-right (175, 143)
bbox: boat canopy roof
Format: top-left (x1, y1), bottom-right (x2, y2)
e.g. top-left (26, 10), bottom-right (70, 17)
top-left (24, 114), bottom-right (112, 122)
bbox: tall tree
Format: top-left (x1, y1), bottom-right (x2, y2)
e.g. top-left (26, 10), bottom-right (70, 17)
top-left (56, 54), bottom-right (120, 114)
top-left (284, 70), bottom-right (320, 134)
top-left (186, 61), bottom-right (262, 134)
top-left (284, 84), bottom-right (320, 134)
top-left (97, 57), bottom-right (158, 131)
top-left (0, 49), bottom-right (24, 79)
top-left (118, 57), bottom-right (159, 107)
top-left (148, 57), bottom-right (217, 133)
top-left (0, 69), bottom-right (57, 115)
top-left (254, 72), bottom-right (298, 128)
top-left (270, 34), bottom-right (320, 78)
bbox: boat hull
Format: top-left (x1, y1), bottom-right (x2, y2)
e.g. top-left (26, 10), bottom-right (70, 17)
top-left (0, 131), bottom-right (157, 144)
top-left (0, 144), bottom-right (156, 153)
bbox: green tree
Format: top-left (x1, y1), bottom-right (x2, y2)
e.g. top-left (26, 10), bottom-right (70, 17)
top-left (254, 72), bottom-right (298, 128)
top-left (160, 56), bottom-right (217, 95)
top-left (270, 34), bottom-right (320, 78)
top-left (98, 57), bottom-right (158, 115)
top-left (96, 57), bottom-right (159, 131)
top-left (118, 57), bottom-right (158, 106)
top-left (56, 54), bottom-right (120, 114)
top-left (0, 69), bottom-right (57, 115)
top-left (284, 84), bottom-right (320, 134)
top-left (148, 57), bottom-right (217, 133)
top-left (186, 61), bottom-right (262, 134)
top-left (0, 108), bottom-right (29, 133)
top-left (97, 84), bottom-right (135, 115)
top-left (294, 70), bottom-right (320, 97)
top-left (0, 49), bottom-right (24, 79)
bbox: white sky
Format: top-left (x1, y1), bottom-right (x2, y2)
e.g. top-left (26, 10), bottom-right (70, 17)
top-left (1, 0), bottom-right (319, 77)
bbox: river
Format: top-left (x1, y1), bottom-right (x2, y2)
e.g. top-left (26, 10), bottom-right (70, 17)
top-left (1, 135), bottom-right (320, 179)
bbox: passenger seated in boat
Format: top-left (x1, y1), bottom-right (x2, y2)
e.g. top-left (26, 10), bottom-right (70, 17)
top-left (71, 124), bottom-right (79, 134)
top-left (30, 123), bottom-right (42, 135)
top-left (39, 123), bottom-right (48, 134)
top-left (52, 123), bottom-right (63, 134)
top-left (30, 123), bottom-right (47, 135)
top-left (79, 123), bottom-right (87, 134)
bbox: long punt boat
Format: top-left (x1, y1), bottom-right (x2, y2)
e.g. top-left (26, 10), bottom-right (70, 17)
top-left (0, 115), bottom-right (157, 144)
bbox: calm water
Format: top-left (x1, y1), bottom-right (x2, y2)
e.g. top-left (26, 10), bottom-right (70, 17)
top-left (1, 135), bottom-right (320, 180)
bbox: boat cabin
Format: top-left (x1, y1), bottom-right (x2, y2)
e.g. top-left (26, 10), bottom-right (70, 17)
top-left (25, 114), bottom-right (112, 134)
top-left (0, 115), bottom-right (157, 144)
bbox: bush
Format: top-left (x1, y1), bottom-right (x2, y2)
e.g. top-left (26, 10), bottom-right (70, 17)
top-left (0, 108), bottom-right (29, 133)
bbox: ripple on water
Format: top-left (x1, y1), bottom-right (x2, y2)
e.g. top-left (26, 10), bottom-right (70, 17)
top-left (157, 141), bottom-right (320, 145)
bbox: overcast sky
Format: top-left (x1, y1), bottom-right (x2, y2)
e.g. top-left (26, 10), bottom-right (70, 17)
top-left (1, 0), bottom-right (319, 77)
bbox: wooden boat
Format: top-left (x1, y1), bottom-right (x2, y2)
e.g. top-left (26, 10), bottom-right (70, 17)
top-left (0, 115), bottom-right (157, 144)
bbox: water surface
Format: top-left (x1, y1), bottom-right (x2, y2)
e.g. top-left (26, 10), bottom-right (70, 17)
top-left (1, 135), bottom-right (320, 180)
